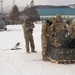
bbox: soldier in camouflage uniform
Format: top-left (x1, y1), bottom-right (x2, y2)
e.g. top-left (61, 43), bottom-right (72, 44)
top-left (68, 22), bottom-right (75, 39)
top-left (41, 18), bottom-right (53, 61)
top-left (65, 17), bottom-right (72, 26)
top-left (48, 17), bottom-right (55, 45)
top-left (51, 14), bottom-right (67, 48)
top-left (22, 18), bottom-right (37, 53)
top-left (68, 22), bottom-right (75, 47)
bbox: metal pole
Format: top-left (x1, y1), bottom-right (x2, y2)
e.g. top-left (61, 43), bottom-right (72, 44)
top-left (13, 0), bottom-right (15, 6)
top-left (0, 0), bottom-right (3, 13)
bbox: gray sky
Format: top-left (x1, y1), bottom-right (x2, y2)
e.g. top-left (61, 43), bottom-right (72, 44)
top-left (2, 0), bottom-right (75, 7)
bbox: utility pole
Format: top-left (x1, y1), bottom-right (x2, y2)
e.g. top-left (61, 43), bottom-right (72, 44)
top-left (13, 0), bottom-right (15, 6)
top-left (0, 0), bottom-right (3, 13)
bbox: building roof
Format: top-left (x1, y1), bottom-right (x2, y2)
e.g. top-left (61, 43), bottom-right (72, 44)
top-left (37, 8), bottom-right (75, 16)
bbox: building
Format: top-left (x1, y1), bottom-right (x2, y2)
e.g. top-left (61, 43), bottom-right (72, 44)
top-left (36, 8), bottom-right (75, 21)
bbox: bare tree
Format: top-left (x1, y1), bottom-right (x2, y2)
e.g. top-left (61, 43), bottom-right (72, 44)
top-left (23, 6), bottom-right (40, 22)
top-left (10, 5), bottom-right (19, 24)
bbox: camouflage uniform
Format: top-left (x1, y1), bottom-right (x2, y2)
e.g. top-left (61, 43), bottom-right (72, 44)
top-left (22, 19), bottom-right (36, 53)
top-left (67, 22), bottom-right (75, 47)
top-left (65, 17), bottom-right (72, 26)
top-left (41, 19), bottom-right (53, 61)
top-left (48, 17), bottom-right (55, 45)
top-left (51, 14), bottom-right (67, 47)
top-left (48, 17), bottom-right (55, 23)
top-left (68, 22), bottom-right (75, 39)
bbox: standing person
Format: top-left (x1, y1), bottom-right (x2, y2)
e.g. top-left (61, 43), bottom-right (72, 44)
top-left (22, 18), bottom-right (37, 53)
top-left (41, 18), bottom-right (53, 61)
top-left (65, 17), bottom-right (72, 26)
top-left (51, 14), bottom-right (68, 48)
top-left (68, 22), bottom-right (75, 47)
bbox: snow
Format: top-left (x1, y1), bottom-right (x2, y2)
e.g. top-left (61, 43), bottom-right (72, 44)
top-left (0, 24), bottom-right (75, 75)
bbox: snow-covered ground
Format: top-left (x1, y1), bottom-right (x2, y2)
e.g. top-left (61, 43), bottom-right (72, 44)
top-left (0, 24), bottom-right (75, 75)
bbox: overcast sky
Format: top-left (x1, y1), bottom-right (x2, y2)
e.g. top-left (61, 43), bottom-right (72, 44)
top-left (2, 0), bottom-right (75, 7)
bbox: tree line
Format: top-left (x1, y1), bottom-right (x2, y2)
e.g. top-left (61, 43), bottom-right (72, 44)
top-left (6, 5), bottom-right (40, 24)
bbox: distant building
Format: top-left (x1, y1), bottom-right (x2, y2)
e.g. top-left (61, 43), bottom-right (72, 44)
top-left (36, 8), bottom-right (75, 21)
top-left (69, 4), bottom-right (75, 8)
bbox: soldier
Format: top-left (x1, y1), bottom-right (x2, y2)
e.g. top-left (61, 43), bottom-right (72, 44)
top-left (65, 17), bottom-right (72, 26)
top-left (48, 17), bottom-right (55, 45)
top-left (41, 18), bottom-right (53, 61)
top-left (68, 22), bottom-right (75, 47)
top-left (22, 18), bottom-right (37, 53)
top-left (51, 14), bottom-right (68, 48)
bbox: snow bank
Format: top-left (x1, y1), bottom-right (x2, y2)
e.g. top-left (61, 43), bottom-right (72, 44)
top-left (0, 24), bottom-right (75, 75)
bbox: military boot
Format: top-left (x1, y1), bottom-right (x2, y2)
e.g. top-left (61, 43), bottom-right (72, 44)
top-left (42, 55), bottom-right (50, 61)
top-left (27, 51), bottom-right (30, 53)
top-left (31, 50), bottom-right (37, 53)
top-left (26, 50), bottom-right (30, 53)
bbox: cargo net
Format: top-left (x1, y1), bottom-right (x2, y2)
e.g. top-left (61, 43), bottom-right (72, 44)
top-left (46, 30), bottom-right (75, 64)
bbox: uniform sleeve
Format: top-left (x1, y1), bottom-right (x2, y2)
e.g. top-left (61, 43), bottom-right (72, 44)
top-left (51, 23), bottom-right (55, 35)
top-left (24, 23), bottom-right (33, 31)
top-left (22, 22), bottom-right (25, 28)
top-left (22, 22), bottom-right (25, 31)
top-left (60, 22), bottom-right (68, 32)
top-left (51, 24), bottom-right (55, 31)
top-left (31, 23), bottom-right (35, 29)
top-left (68, 24), bottom-right (74, 35)
top-left (42, 21), bottom-right (47, 36)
